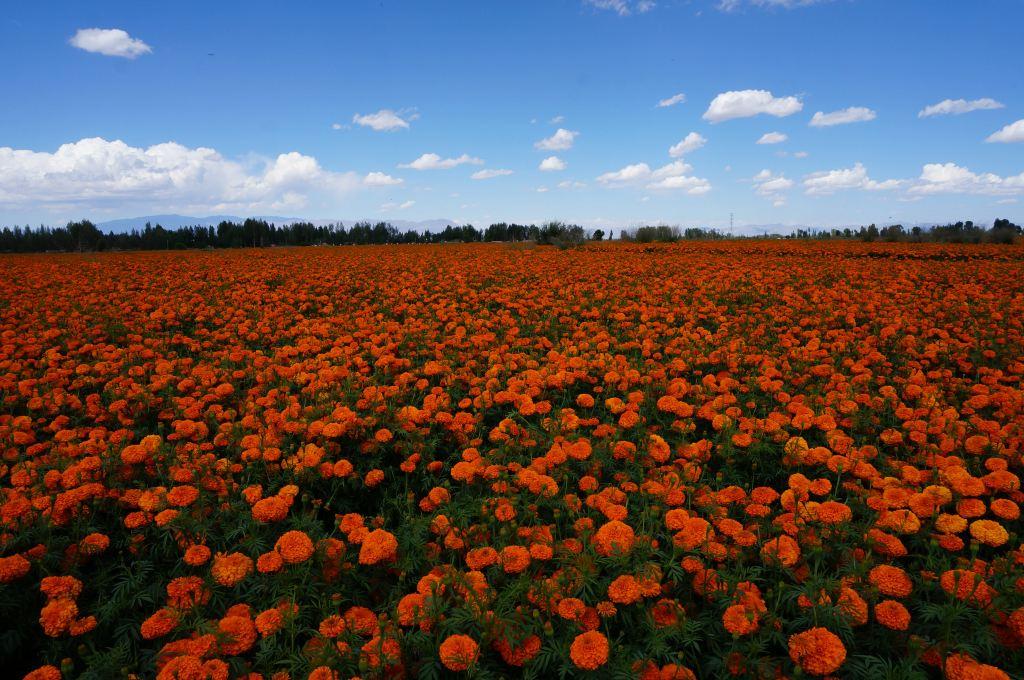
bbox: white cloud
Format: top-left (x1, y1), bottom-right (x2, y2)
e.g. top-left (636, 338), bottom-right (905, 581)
top-left (535, 128), bottom-right (579, 151)
top-left (597, 160), bottom-right (710, 194)
top-left (597, 163), bottom-right (653, 185)
top-left (752, 169), bottom-right (794, 203)
top-left (539, 156), bottom-right (567, 171)
top-left (793, 151), bottom-right (809, 158)
top-left (647, 175), bottom-right (712, 193)
top-left (352, 109), bottom-right (412, 132)
top-left (363, 172), bottom-right (403, 186)
top-left (0, 137), bottom-right (376, 214)
top-left (536, 186), bottom-right (550, 193)
top-left (471, 168), bottom-right (514, 180)
top-left (658, 93), bottom-right (686, 108)
top-left (918, 98), bottom-right (1004, 118)
top-left (331, 123), bottom-right (343, 130)
top-left (584, 0), bottom-right (655, 16)
top-left (69, 28), bottom-right (151, 58)
top-left (703, 90), bottom-right (802, 123)
top-left (668, 132), bottom-right (707, 158)
top-left (549, 115), bottom-right (565, 124)
top-left (909, 163), bottom-right (1024, 196)
top-left (718, 0), bottom-right (835, 9)
top-left (381, 200), bottom-right (415, 211)
top-left (986, 119), bottom-right (1024, 144)
top-left (803, 162), bottom-right (902, 195)
top-left (558, 180), bottom-right (587, 189)
top-left (399, 153), bottom-right (483, 170)
top-left (757, 131), bottom-right (788, 145)
top-left (809, 106), bottom-right (876, 127)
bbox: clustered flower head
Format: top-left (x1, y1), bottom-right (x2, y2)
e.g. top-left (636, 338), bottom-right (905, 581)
top-left (2, 241), bottom-right (1024, 677)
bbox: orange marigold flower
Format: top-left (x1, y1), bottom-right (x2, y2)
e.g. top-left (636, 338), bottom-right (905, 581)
top-left (465, 546), bottom-right (498, 570)
top-left (0, 554), bottom-right (31, 583)
top-left (593, 520), bottom-right (636, 557)
top-left (875, 600), bottom-right (910, 630)
top-left (558, 597), bottom-right (587, 620)
top-left (788, 627), bottom-right (846, 676)
top-left (252, 496), bottom-right (289, 523)
top-left (255, 608), bottom-right (284, 636)
top-left (944, 653), bottom-right (1010, 680)
top-left (275, 530), bottom-right (315, 564)
top-left (39, 598), bottom-right (77, 637)
top-left (257, 551), bottom-right (284, 574)
top-left (307, 667), bottom-right (339, 680)
top-left (722, 604), bottom-right (759, 636)
top-left (218, 615), bottom-right (257, 655)
top-left (396, 593), bottom-right (426, 626)
top-left (40, 576), bottom-right (82, 601)
top-left (439, 634), bottom-right (479, 671)
top-left (79, 532), bottom-right (110, 556)
top-left (211, 552), bottom-right (253, 587)
top-left (570, 630), bottom-right (609, 671)
top-left (868, 564), bottom-right (913, 598)
top-left (184, 544), bottom-right (211, 566)
top-left (607, 575), bottom-right (642, 604)
top-left (358, 529), bottom-right (398, 565)
top-left (939, 569), bottom-right (995, 607)
top-left (166, 576), bottom-right (210, 608)
top-left (23, 665), bottom-right (62, 680)
top-left (499, 545), bottom-right (531, 574)
top-left (493, 633), bottom-right (541, 667)
top-left (969, 519), bottom-right (1009, 547)
top-left (760, 535), bottom-right (800, 568)
top-left (815, 500), bottom-right (852, 525)
top-left (141, 607), bottom-right (179, 639)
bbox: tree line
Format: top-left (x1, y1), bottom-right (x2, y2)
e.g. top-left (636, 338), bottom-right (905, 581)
top-left (0, 217), bottom-right (1018, 253)
top-left (787, 219), bottom-right (1022, 244)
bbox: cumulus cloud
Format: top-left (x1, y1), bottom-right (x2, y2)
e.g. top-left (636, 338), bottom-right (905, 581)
top-left (986, 119), bottom-right (1024, 144)
top-left (718, 0), bottom-right (835, 9)
top-left (751, 169), bottom-right (794, 205)
top-left (668, 132), bottom-right (707, 158)
top-left (703, 90), bottom-right (802, 123)
top-left (583, 0), bottom-right (655, 16)
top-left (363, 172), bottom-right (403, 186)
top-left (658, 93), bottom-right (686, 108)
top-left (381, 200), bottom-right (416, 211)
top-left (535, 128), bottom-right (579, 151)
top-left (803, 162), bottom-right (902, 195)
top-left (918, 98), bottom-right (1004, 118)
top-left (809, 107), bottom-right (876, 127)
top-left (471, 168), bottom-right (514, 180)
top-left (399, 153), bottom-right (483, 170)
top-left (0, 137), bottom-right (387, 214)
top-left (909, 163), bottom-right (1024, 195)
top-left (597, 160), bottom-right (710, 194)
top-left (69, 28), bottom-right (151, 58)
top-left (756, 131), bottom-right (788, 145)
top-left (352, 109), bottom-right (413, 131)
top-left (539, 156), bottom-right (567, 171)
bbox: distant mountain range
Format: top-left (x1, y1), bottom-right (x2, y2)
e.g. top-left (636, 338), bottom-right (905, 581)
top-left (96, 214), bottom-right (460, 233)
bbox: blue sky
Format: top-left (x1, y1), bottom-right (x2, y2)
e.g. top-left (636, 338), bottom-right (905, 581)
top-left (1, 0), bottom-right (1022, 231)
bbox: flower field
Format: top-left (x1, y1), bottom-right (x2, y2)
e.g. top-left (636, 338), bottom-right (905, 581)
top-left (3, 240), bottom-right (1024, 679)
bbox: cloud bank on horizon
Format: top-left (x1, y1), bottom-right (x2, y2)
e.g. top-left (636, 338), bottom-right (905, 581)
top-left (0, 0), bottom-right (1021, 229)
